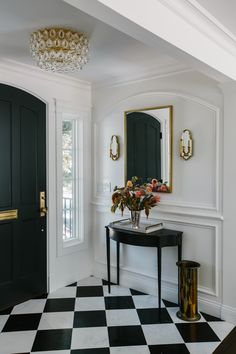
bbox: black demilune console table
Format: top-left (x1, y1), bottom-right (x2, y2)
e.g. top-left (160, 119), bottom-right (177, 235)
top-left (105, 223), bottom-right (183, 309)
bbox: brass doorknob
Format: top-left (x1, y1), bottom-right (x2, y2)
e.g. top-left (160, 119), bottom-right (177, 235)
top-left (40, 207), bottom-right (47, 214)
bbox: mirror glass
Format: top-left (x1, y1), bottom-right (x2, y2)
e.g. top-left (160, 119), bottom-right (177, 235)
top-left (124, 105), bottom-right (172, 192)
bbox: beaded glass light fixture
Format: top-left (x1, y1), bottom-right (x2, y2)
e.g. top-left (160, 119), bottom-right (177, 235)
top-left (30, 27), bottom-right (89, 73)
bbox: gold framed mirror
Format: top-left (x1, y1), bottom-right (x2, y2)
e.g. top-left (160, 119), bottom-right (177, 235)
top-left (124, 105), bottom-right (173, 192)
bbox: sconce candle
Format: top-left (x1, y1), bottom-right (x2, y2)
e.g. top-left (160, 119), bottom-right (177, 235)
top-left (180, 129), bottom-right (193, 160)
top-left (110, 135), bottom-right (120, 161)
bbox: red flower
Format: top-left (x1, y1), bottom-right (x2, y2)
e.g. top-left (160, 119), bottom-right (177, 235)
top-left (112, 191), bottom-right (120, 203)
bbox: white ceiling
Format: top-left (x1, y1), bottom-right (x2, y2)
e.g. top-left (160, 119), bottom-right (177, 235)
top-left (0, 0), bottom-right (182, 84)
top-left (0, 0), bottom-right (234, 85)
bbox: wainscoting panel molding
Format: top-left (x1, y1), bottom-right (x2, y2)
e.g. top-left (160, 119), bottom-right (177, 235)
top-left (93, 207), bottom-right (222, 301)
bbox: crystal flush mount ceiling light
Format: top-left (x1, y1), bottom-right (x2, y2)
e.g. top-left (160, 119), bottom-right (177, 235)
top-left (30, 27), bottom-right (89, 73)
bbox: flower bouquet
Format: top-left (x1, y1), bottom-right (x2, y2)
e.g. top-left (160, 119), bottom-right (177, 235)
top-left (111, 176), bottom-right (160, 227)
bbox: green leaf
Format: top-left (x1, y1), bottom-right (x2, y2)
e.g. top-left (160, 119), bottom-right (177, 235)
top-left (111, 205), bottom-right (117, 213)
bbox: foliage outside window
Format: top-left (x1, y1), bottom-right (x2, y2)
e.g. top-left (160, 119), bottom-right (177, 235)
top-left (62, 120), bottom-right (78, 242)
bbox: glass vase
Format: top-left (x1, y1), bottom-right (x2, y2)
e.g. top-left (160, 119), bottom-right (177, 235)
top-left (130, 210), bottom-right (141, 229)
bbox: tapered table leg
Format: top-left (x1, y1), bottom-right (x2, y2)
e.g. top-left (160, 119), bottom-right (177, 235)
top-left (106, 227), bottom-right (111, 293)
top-left (157, 247), bottom-right (162, 309)
top-left (117, 241), bottom-right (120, 285)
top-left (177, 241), bottom-right (182, 305)
top-left (178, 242), bottom-right (182, 263)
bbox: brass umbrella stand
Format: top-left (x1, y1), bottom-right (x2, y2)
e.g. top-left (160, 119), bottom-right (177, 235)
top-left (176, 260), bottom-right (201, 321)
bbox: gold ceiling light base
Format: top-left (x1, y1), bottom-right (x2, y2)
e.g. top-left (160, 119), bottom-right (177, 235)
top-left (30, 27), bottom-right (89, 73)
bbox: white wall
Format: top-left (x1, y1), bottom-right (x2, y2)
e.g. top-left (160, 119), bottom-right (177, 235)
top-left (0, 60), bottom-right (93, 292)
top-left (92, 70), bottom-right (226, 318)
top-left (220, 81), bottom-right (236, 323)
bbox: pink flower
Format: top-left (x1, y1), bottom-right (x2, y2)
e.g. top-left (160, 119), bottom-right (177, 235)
top-left (140, 189), bottom-right (146, 196)
top-left (159, 184), bottom-right (168, 192)
top-left (135, 190), bottom-right (142, 198)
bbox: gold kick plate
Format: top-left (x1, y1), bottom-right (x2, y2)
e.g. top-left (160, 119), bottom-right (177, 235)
top-left (40, 191), bottom-right (47, 217)
top-left (0, 209), bottom-right (18, 221)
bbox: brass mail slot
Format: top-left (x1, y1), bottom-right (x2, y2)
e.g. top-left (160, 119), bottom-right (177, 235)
top-left (0, 209), bottom-right (18, 221)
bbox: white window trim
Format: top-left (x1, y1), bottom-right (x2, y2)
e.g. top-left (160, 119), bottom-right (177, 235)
top-left (56, 103), bottom-right (88, 257)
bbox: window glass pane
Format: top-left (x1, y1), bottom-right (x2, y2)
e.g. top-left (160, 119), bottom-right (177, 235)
top-left (62, 150), bottom-right (73, 179)
top-left (62, 121), bottom-right (73, 150)
top-left (62, 180), bottom-right (74, 241)
top-left (61, 119), bottom-right (79, 243)
top-left (63, 179), bottom-right (72, 200)
top-left (63, 205), bottom-right (74, 241)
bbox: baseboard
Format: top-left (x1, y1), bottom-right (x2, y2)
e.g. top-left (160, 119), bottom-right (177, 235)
top-left (94, 259), bottom-right (176, 299)
top-left (93, 260), bottom-right (233, 322)
top-left (221, 304), bottom-right (236, 324)
top-left (198, 295), bottom-right (222, 319)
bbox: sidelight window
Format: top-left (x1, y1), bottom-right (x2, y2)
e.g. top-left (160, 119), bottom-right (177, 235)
top-left (62, 120), bottom-right (77, 241)
top-left (55, 99), bottom-right (88, 258)
top-left (56, 111), bottom-right (85, 253)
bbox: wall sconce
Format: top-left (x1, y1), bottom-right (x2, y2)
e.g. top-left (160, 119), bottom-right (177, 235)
top-left (110, 135), bottom-right (120, 161)
top-left (180, 129), bottom-right (193, 160)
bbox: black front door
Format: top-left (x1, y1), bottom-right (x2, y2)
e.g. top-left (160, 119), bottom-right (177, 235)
top-left (0, 84), bottom-right (47, 310)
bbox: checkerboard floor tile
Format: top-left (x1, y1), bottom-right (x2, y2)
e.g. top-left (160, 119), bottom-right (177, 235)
top-left (0, 276), bottom-right (234, 353)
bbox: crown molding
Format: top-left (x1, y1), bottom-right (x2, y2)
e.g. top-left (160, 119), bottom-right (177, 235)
top-left (159, 0), bottom-right (236, 57)
top-left (0, 58), bottom-right (191, 92)
top-left (74, 0), bottom-right (236, 80)
top-left (185, 0), bottom-right (236, 42)
top-left (55, 98), bottom-right (92, 113)
top-left (93, 63), bottom-right (192, 89)
top-left (0, 58), bottom-right (91, 91)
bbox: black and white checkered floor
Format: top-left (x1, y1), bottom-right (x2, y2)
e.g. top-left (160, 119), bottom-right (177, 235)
top-left (0, 276), bottom-right (234, 354)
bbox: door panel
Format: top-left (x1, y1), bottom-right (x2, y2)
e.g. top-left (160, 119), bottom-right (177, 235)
top-left (0, 223), bottom-right (13, 283)
top-left (127, 112), bottom-right (161, 182)
top-left (20, 107), bottom-right (38, 206)
top-left (18, 219), bottom-right (38, 276)
top-left (0, 84), bottom-right (47, 310)
top-left (0, 100), bottom-right (12, 207)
